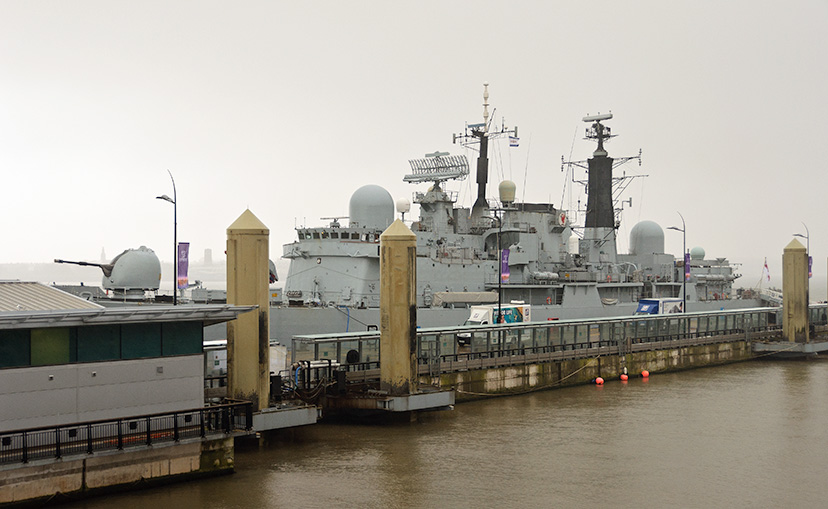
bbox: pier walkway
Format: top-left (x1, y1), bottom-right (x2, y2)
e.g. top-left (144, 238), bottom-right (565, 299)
top-left (289, 306), bottom-right (828, 390)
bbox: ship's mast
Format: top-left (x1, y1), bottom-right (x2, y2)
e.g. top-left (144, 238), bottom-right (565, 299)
top-left (560, 113), bottom-right (643, 275)
top-left (454, 83), bottom-right (517, 222)
top-left (583, 113), bottom-right (615, 230)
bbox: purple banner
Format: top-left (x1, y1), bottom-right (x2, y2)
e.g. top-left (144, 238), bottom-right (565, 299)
top-left (500, 248), bottom-right (510, 283)
top-left (177, 242), bottom-right (189, 290)
top-left (684, 252), bottom-right (691, 281)
top-left (809, 255), bottom-right (813, 279)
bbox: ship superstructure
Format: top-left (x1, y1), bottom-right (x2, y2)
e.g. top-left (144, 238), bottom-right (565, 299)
top-left (274, 87), bottom-right (753, 342)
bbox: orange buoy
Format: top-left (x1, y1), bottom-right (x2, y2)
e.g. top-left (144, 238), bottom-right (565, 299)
top-left (595, 377), bottom-right (604, 385)
top-left (641, 370), bottom-right (650, 378)
top-left (620, 374), bottom-right (628, 381)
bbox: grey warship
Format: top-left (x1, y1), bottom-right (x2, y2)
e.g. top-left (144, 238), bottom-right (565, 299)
top-left (271, 87), bottom-right (760, 343)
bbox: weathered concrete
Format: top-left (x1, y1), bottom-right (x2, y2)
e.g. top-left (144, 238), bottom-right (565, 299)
top-left (379, 219), bottom-right (418, 396)
top-left (0, 436), bottom-right (233, 506)
top-left (227, 209), bottom-right (271, 411)
top-left (783, 239), bottom-right (809, 343)
top-left (430, 339), bottom-right (753, 401)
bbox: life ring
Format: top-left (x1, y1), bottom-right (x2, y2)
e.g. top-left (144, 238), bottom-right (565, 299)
top-left (546, 296), bottom-right (552, 304)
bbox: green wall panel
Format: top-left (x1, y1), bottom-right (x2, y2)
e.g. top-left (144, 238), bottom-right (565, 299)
top-left (121, 323), bottom-right (162, 359)
top-left (78, 324), bottom-right (121, 362)
top-left (0, 329), bottom-right (30, 368)
top-left (162, 321), bottom-right (203, 356)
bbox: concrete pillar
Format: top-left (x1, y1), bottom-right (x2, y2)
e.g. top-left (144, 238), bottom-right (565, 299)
top-left (783, 238), bottom-right (809, 343)
top-left (226, 209), bottom-right (270, 410)
top-left (379, 219), bottom-right (417, 396)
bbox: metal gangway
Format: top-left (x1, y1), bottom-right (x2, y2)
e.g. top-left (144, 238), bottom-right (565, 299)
top-left (289, 306), bottom-right (828, 387)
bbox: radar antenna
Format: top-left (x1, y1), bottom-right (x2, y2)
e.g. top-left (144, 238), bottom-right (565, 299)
top-left (404, 151), bottom-right (469, 185)
top-left (320, 217), bottom-right (348, 228)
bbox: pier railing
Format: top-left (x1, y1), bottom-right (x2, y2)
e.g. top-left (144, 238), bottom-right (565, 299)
top-left (0, 401), bottom-right (253, 465)
top-left (290, 306), bottom-right (828, 385)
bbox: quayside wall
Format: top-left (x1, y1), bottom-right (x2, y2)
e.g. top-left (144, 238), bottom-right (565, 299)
top-left (429, 338), bottom-right (753, 401)
top-left (0, 436), bottom-right (233, 507)
top-left (293, 307), bottom-right (803, 405)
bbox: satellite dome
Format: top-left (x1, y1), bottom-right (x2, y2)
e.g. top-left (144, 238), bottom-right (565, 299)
top-left (349, 185), bottom-right (394, 229)
top-left (499, 180), bottom-right (516, 204)
top-left (396, 197), bottom-right (411, 214)
top-left (103, 246), bottom-right (161, 292)
top-left (690, 246), bottom-right (705, 260)
top-left (629, 221), bottom-right (665, 255)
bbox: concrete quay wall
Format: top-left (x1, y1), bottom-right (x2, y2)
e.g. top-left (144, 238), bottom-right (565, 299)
top-left (0, 436), bottom-right (233, 507)
top-left (430, 340), bottom-right (752, 401)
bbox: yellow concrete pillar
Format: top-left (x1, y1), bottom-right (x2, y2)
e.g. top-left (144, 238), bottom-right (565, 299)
top-left (379, 219), bottom-right (417, 396)
top-left (226, 209), bottom-right (270, 410)
top-left (783, 238), bottom-right (809, 343)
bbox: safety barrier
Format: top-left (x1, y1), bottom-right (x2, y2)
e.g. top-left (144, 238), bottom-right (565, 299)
top-left (0, 401), bottom-right (252, 465)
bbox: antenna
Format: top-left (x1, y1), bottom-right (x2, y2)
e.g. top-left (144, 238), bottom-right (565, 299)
top-left (320, 216), bottom-right (348, 228)
top-left (583, 112), bottom-right (615, 157)
top-left (404, 153), bottom-right (469, 184)
top-left (452, 84), bottom-right (519, 218)
top-left (482, 83), bottom-right (490, 133)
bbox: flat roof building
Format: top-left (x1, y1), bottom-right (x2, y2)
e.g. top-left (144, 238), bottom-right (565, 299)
top-left (0, 281), bottom-right (254, 431)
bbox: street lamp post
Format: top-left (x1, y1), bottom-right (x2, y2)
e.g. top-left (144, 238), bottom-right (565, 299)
top-left (667, 211), bottom-right (686, 313)
top-left (497, 210), bottom-right (503, 323)
top-left (156, 170), bottom-right (177, 305)
top-left (794, 221), bottom-right (810, 279)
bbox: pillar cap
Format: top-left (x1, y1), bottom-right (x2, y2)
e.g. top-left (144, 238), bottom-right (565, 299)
top-left (227, 209), bottom-right (269, 235)
top-left (784, 238), bottom-right (806, 252)
top-left (380, 219), bottom-right (415, 241)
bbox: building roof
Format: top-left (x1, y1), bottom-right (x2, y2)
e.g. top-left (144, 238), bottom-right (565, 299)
top-left (0, 304), bottom-right (257, 330)
top-left (0, 281), bottom-right (103, 312)
top-left (0, 281), bottom-right (256, 330)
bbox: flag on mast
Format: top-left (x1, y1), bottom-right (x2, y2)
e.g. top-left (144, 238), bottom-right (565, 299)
top-left (762, 258), bottom-right (770, 282)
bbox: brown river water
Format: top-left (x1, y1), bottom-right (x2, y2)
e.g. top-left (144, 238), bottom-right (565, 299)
top-left (68, 359), bottom-right (828, 508)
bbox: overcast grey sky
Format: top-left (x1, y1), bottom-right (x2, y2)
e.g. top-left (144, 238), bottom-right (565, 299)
top-left (1, 1), bottom-right (826, 293)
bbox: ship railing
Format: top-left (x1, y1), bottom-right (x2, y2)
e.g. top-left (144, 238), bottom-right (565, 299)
top-left (0, 401), bottom-right (253, 465)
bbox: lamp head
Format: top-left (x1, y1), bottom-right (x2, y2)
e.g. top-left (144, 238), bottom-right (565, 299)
top-left (156, 194), bottom-right (175, 204)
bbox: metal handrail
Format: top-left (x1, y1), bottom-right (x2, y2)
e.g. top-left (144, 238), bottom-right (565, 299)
top-left (0, 401), bottom-right (252, 465)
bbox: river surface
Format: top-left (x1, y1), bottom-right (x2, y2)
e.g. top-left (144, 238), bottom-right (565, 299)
top-left (69, 359), bottom-right (828, 508)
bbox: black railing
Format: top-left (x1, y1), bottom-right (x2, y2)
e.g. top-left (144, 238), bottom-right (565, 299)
top-left (0, 401), bottom-right (253, 465)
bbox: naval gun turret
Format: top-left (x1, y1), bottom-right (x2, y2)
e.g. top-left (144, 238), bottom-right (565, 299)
top-left (55, 246), bottom-right (162, 300)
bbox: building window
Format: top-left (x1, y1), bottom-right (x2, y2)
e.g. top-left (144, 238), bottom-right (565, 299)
top-left (77, 324), bottom-right (121, 362)
top-left (0, 329), bottom-right (30, 368)
top-left (121, 323), bottom-right (162, 359)
top-left (31, 328), bottom-right (76, 366)
top-left (161, 321), bottom-right (203, 356)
